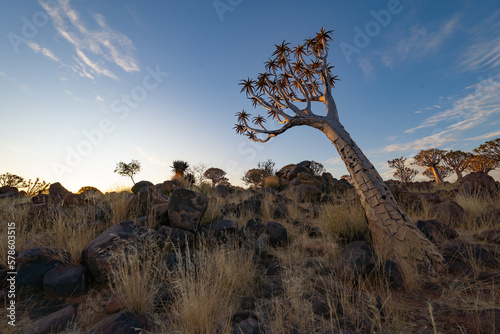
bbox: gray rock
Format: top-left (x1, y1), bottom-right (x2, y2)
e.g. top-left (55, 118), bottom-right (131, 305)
top-left (168, 188), bottom-right (208, 233)
top-left (16, 247), bottom-right (70, 289)
top-left (43, 265), bottom-right (88, 298)
top-left (32, 305), bottom-right (75, 334)
top-left (131, 180), bottom-right (154, 195)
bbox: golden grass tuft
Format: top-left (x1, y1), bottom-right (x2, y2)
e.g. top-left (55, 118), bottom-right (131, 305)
top-left (168, 243), bottom-right (256, 334)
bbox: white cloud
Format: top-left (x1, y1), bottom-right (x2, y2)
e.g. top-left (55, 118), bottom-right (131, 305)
top-left (26, 42), bottom-right (62, 63)
top-left (382, 14), bottom-right (461, 69)
top-left (0, 71), bottom-right (31, 94)
top-left (384, 75), bottom-right (500, 153)
top-left (465, 130), bottom-right (500, 141)
top-left (358, 58), bottom-right (375, 80)
top-left (38, 0), bottom-right (139, 80)
top-left (326, 157), bottom-right (342, 165)
top-left (134, 146), bottom-right (169, 167)
top-left (459, 10), bottom-right (500, 72)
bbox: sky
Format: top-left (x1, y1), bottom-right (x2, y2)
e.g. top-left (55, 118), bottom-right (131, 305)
top-left (1, 0), bottom-right (499, 192)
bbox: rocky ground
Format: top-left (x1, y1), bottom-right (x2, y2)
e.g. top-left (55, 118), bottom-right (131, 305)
top-left (0, 162), bottom-right (499, 333)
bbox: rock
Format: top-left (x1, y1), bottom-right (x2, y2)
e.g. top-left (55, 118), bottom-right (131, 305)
top-left (381, 260), bottom-right (405, 289)
top-left (104, 296), bottom-right (126, 314)
top-left (264, 221), bottom-right (289, 246)
top-left (232, 310), bottom-right (260, 323)
top-left (475, 228), bottom-right (500, 244)
top-left (336, 241), bottom-right (374, 279)
top-left (463, 309), bottom-right (500, 334)
top-left (458, 171), bottom-right (497, 195)
top-left (136, 186), bottom-right (168, 216)
top-left (81, 220), bottom-right (163, 284)
top-left (95, 311), bottom-right (149, 334)
top-left (416, 219), bottom-right (459, 244)
top-left (214, 184), bottom-right (232, 198)
top-left (232, 317), bottom-right (261, 334)
top-left (428, 199), bottom-right (465, 227)
top-left (0, 186), bottom-right (18, 199)
top-left (43, 265), bottom-right (88, 298)
top-left (235, 196), bottom-right (262, 217)
top-left (49, 182), bottom-right (71, 200)
top-left (62, 193), bottom-right (86, 207)
top-left (159, 226), bottom-right (195, 249)
top-left (292, 183), bottom-right (322, 202)
top-left (203, 220), bottom-right (239, 239)
top-left (240, 296), bottom-right (257, 310)
top-left (440, 241), bottom-right (500, 269)
top-left (160, 179), bottom-right (181, 195)
top-left (397, 191), bottom-right (441, 211)
top-left (16, 247), bottom-right (70, 289)
top-left (131, 180), bottom-right (154, 195)
top-left (312, 294), bottom-right (342, 318)
top-left (168, 188), bottom-right (209, 233)
top-left (152, 203), bottom-right (170, 226)
top-left (31, 305), bottom-right (75, 334)
top-left (32, 193), bottom-right (50, 204)
top-left (253, 279), bottom-right (283, 298)
top-left (241, 219), bottom-right (266, 238)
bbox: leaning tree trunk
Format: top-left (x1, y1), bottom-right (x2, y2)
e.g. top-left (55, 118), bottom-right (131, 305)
top-left (431, 166), bottom-right (444, 183)
top-left (317, 118), bottom-right (446, 274)
top-left (454, 168), bottom-right (463, 180)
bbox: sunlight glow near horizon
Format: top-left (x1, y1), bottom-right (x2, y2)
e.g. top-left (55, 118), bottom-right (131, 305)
top-left (1, 0), bottom-right (500, 193)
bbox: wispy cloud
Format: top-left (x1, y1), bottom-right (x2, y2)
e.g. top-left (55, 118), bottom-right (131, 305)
top-left (38, 0), bottom-right (139, 80)
top-left (382, 14), bottom-right (461, 69)
top-left (134, 146), bottom-right (169, 167)
top-left (26, 41), bottom-right (61, 63)
top-left (358, 57), bottom-right (375, 80)
top-left (465, 130), bottom-right (500, 141)
top-left (458, 10), bottom-right (500, 72)
top-left (405, 75), bottom-right (500, 134)
top-left (0, 71), bottom-right (31, 94)
top-left (384, 74), bottom-right (500, 152)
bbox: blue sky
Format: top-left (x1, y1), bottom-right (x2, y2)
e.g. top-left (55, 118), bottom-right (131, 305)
top-left (1, 0), bottom-right (499, 192)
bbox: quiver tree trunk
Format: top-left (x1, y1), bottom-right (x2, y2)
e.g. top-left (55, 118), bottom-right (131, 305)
top-left (431, 166), bottom-right (444, 183)
top-left (318, 118), bottom-right (446, 274)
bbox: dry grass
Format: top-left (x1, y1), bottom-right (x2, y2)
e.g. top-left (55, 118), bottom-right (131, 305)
top-left (108, 241), bottom-right (165, 315)
top-left (168, 242), bottom-right (256, 334)
top-left (316, 201), bottom-right (369, 243)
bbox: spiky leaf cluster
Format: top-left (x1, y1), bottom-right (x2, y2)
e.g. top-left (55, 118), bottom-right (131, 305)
top-left (473, 138), bottom-right (500, 162)
top-left (234, 28), bottom-right (339, 142)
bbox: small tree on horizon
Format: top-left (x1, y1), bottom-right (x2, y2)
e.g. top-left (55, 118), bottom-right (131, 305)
top-left (474, 138), bottom-right (500, 164)
top-left (413, 149), bottom-right (447, 183)
top-left (204, 167), bottom-right (227, 187)
top-left (466, 154), bottom-right (498, 174)
top-left (442, 150), bottom-right (473, 179)
top-left (423, 166), bottom-right (452, 181)
top-left (114, 160), bottom-right (141, 184)
top-left (0, 173), bottom-right (26, 188)
top-left (234, 28), bottom-right (445, 275)
top-left (242, 168), bottom-right (265, 187)
top-left (171, 160), bottom-right (190, 179)
top-left (388, 157), bottom-right (418, 183)
top-left (310, 160), bottom-right (326, 176)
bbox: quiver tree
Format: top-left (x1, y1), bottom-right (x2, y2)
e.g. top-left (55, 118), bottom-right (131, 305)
top-left (474, 138), bottom-right (500, 165)
top-left (442, 150), bottom-right (473, 179)
top-left (466, 154), bottom-right (498, 174)
top-left (243, 168), bottom-right (264, 187)
top-left (204, 167), bottom-right (227, 186)
top-left (114, 160), bottom-right (141, 184)
top-left (423, 166), bottom-right (452, 181)
top-left (234, 28), bottom-right (445, 275)
top-left (310, 160), bottom-right (326, 176)
top-left (171, 160), bottom-right (189, 179)
top-left (0, 173), bottom-right (26, 188)
top-left (388, 157), bottom-right (418, 183)
top-left (413, 149), bottom-right (447, 183)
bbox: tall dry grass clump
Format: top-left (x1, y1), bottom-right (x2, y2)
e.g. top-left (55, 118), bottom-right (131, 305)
top-left (168, 243), bottom-right (256, 334)
top-left (317, 201), bottom-right (369, 243)
top-left (108, 241), bottom-right (165, 315)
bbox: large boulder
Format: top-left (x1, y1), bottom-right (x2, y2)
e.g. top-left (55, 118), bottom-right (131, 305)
top-left (0, 186), bottom-right (18, 199)
top-left (49, 182), bottom-right (71, 200)
top-left (428, 199), bottom-right (465, 227)
top-left (291, 183), bottom-right (322, 202)
top-left (16, 247), bottom-right (70, 289)
top-left (81, 220), bottom-right (163, 284)
top-left (168, 188), bottom-right (208, 233)
top-left (416, 219), bottom-right (459, 244)
top-left (159, 179), bottom-right (181, 195)
top-left (131, 180), bottom-right (154, 195)
top-left (135, 186), bottom-right (168, 216)
top-left (475, 229), bottom-right (500, 244)
top-left (264, 222), bottom-right (289, 247)
top-left (458, 171), bottom-right (497, 195)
